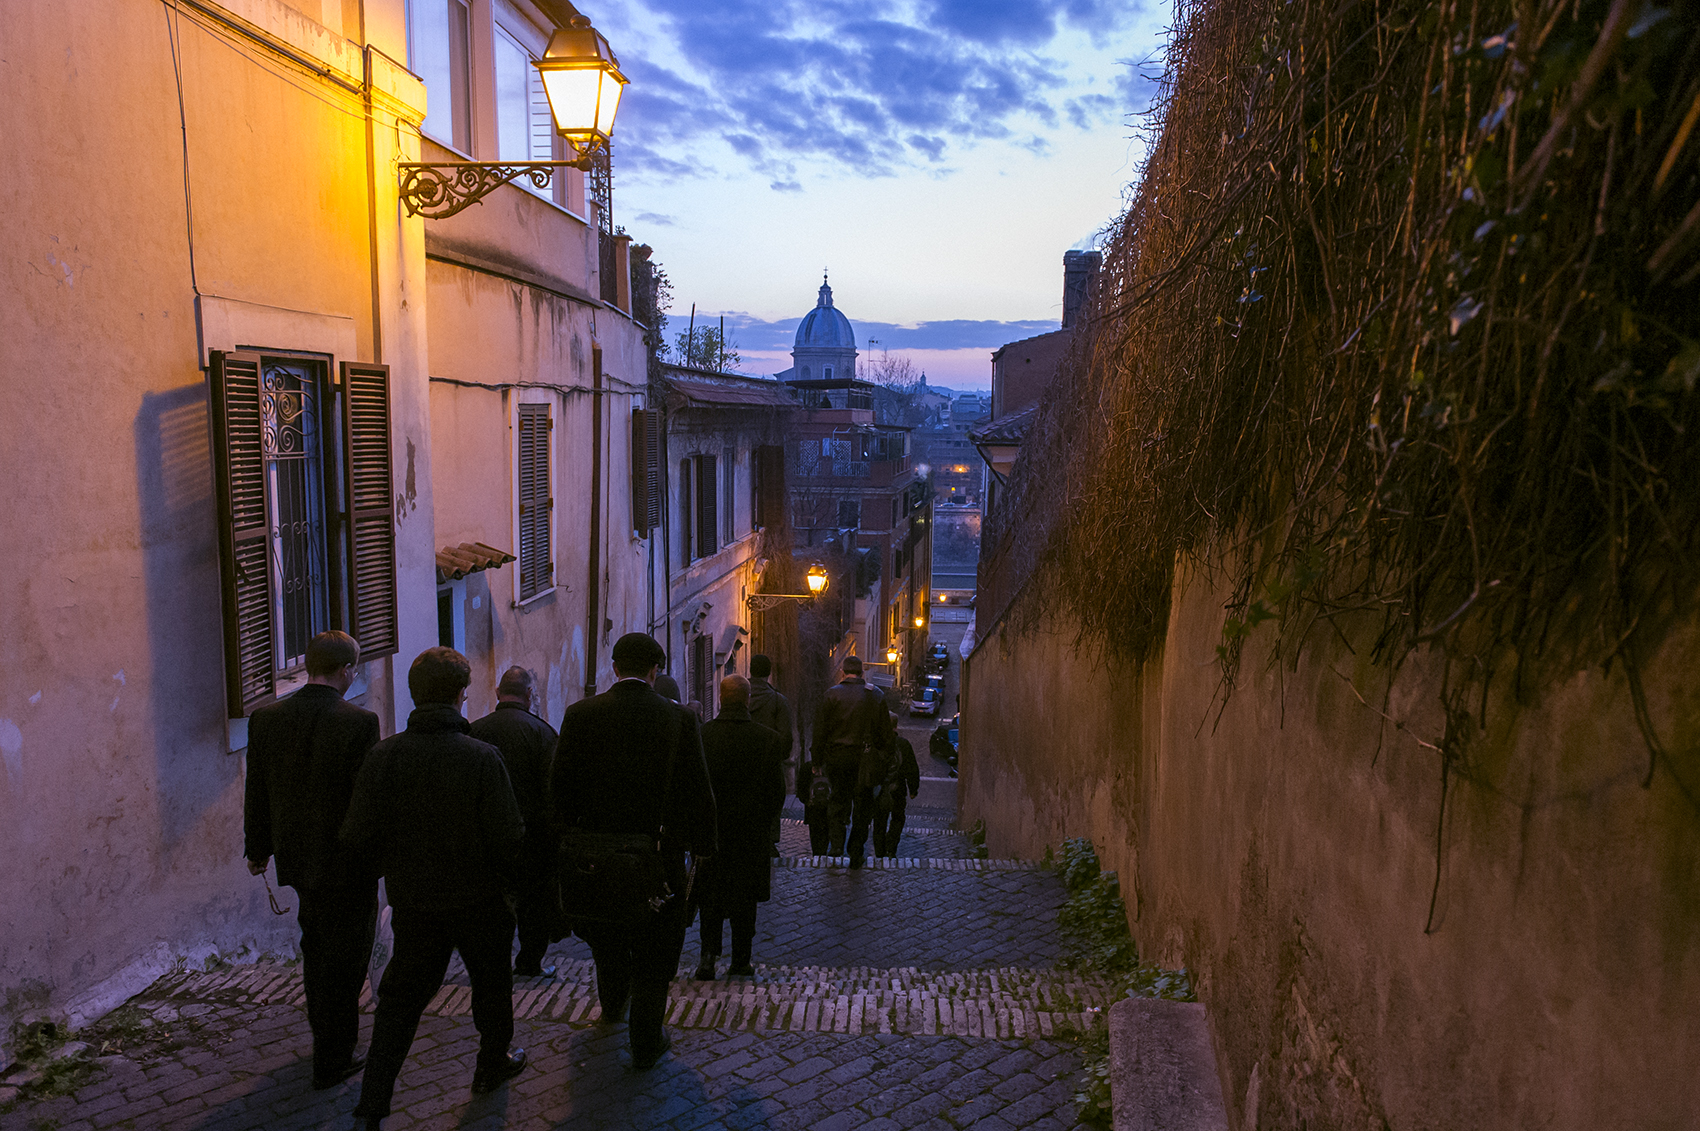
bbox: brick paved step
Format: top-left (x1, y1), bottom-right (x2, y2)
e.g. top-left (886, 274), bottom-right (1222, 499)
top-left (140, 961), bottom-right (1112, 1040)
top-left (777, 855), bottom-right (1036, 871)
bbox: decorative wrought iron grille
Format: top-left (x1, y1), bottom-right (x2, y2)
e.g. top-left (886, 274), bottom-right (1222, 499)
top-left (261, 362), bottom-right (328, 674)
top-left (590, 150), bottom-right (618, 304)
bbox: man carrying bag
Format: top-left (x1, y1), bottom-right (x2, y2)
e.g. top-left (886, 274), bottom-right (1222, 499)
top-left (552, 633), bottom-right (716, 1070)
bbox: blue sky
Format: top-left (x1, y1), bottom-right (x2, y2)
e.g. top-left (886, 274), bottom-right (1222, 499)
top-left (592, 0), bottom-right (1168, 387)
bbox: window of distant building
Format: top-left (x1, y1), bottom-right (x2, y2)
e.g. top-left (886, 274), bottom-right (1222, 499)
top-left (800, 366), bottom-right (810, 380)
top-left (408, 0), bottom-right (472, 153)
top-left (823, 366), bottom-right (833, 380)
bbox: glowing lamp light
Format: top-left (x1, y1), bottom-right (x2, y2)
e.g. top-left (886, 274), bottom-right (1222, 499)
top-left (805, 563), bottom-right (829, 595)
top-left (887, 647), bottom-right (900, 664)
top-left (914, 615), bottom-right (925, 628)
top-left (536, 16), bottom-right (628, 147)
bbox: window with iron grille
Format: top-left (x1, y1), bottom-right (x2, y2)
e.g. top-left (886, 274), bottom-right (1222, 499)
top-left (209, 352), bottom-right (397, 717)
top-left (723, 448), bottom-right (737, 544)
top-left (517, 403), bottom-right (553, 600)
top-left (679, 457), bottom-right (693, 566)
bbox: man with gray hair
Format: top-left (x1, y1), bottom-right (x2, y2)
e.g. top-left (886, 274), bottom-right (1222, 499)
top-left (471, 666), bottom-right (560, 977)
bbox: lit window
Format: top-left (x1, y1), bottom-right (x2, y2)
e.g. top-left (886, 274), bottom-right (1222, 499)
top-left (408, 0), bottom-right (472, 153)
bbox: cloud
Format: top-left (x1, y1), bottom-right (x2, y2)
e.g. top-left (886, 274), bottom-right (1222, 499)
top-left (602, 0), bottom-right (1141, 179)
top-left (631, 210), bottom-right (679, 226)
top-left (701, 310), bottom-right (1061, 353)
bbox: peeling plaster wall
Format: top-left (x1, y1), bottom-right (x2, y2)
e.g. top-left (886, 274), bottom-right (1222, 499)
top-left (0, 0), bottom-right (426, 1053)
top-left (959, 564), bottom-right (1700, 1130)
top-left (425, 249), bottom-right (654, 725)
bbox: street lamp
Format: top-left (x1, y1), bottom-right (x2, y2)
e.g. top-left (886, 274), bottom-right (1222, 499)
top-left (886, 647), bottom-right (900, 665)
top-left (747, 562), bottom-right (830, 612)
top-left (398, 12), bottom-right (628, 219)
top-left (914, 615), bottom-right (925, 629)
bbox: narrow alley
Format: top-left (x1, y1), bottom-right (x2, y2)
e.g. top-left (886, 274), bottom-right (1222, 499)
top-left (0, 781), bottom-right (1106, 1131)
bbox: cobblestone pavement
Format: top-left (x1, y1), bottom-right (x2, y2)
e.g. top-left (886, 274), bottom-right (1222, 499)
top-left (1, 792), bottom-right (1091, 1131)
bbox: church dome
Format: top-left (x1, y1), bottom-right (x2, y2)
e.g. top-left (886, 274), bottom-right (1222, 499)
top-left (794, 278), bottom-right (856, 351)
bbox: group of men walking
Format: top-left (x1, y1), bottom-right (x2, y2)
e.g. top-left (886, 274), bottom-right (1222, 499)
top-left (246, 630), bottom-right (920, 1129)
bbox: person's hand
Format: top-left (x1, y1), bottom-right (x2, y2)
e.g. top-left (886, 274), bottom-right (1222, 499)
top-left (247, 858), bottom-right (269, 876)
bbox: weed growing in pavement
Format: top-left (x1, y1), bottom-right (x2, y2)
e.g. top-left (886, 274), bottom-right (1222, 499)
top-left (1053, 838), bottom-right (1196, 1127)
top-left (2, 1019), bottom-right (100, 1104)
top-left (964, 819), bottom-right (989, 859)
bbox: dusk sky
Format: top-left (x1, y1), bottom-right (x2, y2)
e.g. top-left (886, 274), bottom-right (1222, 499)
top-left (592, 0), bottom-right (1168, 388)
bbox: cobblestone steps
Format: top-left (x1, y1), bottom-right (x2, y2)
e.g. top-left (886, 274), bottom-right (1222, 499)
top-left (141, 960), bottom-right (1111, 1040)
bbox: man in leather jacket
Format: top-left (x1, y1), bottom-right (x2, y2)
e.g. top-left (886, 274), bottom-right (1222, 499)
top-left (806, 656), bottom-right (896, 868)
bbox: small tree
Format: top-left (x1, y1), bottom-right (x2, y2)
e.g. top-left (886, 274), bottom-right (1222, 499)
top-left (673, 325), bottom-right (741, 372)
top-left (866, 350), bottom-right (919, 394)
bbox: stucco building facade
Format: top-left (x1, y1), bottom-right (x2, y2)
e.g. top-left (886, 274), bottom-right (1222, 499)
top-left (1, 0), bottom-right (655, 1055)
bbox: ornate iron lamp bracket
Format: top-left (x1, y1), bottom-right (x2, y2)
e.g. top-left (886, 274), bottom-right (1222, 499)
top-left (746, 593), bottom-right (819, 612)
top-left (397, 154), bottom-right (598, 219)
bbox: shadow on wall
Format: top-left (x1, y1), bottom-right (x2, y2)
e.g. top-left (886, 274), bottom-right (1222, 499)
top-left (135, 384), bottom-right (238, 859)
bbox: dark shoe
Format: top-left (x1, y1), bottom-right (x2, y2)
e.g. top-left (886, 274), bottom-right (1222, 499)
top-left (514, 963), bottom-right (557, 979)
top-left (598, 996), bottom-right (629, 1024)
top-left (353, 1118), bottom-right (382, 1131)
top-left (470, 1048), bottom-right (527, 1094)
top-left (694, 957), bottom-right (717, 981)
top-left (727, 963), bottom-right (754, 977)
top-left (848, 855), bottom-right (866, 869)
top-left (631, 1033), bottom-right (672, 1071)
top-left (313, 1055), bottom-right (366, 1090)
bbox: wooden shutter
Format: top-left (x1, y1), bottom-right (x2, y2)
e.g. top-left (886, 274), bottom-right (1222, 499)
top-left (210, 350), bottom-right (277, 717)
top-left (754, 444), bottom-right (785, 528)
top-left (341, 362), bottom-right (399, 659)
top-left (696, 454), bottom-right (718, 558)
top-left (679, 458), bottom-right (693, 564)
top-left (630, 408), bottom-right (661, 534)
top-left (723, 452), bottom-right (736, 543)
top-left (518, 403), bottom-right (552, 599)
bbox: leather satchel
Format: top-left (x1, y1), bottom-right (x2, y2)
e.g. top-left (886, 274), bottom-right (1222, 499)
top-left (558, 830), bottom-right (674, 930)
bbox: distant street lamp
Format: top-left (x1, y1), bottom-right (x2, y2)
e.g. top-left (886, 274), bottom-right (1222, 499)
top-left (398, 12), bottom-right (628, 219)
top-left (886, 647), bottom-right (900, 665)
top-left (747, 562), bottom-right (830, 612)
top-left (914, 615), bottom-right (925, 629)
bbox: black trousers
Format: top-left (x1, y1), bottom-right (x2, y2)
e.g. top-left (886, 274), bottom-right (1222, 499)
top-left (870, 790), bottom-right (909, 858)
top-left (295, 882), bottom-right (377, 1077)
top-left (821, 750), bottom-right (873, 860)
top-left (512, 850), bottom-right (556, 970)
top-left (698, 864), bottom-right (759, 965)
top-left (354, 899), bottom-right (515, 1120)
top-left (577, 905), bottom-right (687, 1062)
top-left (803, 802), bottom-right (831, 854)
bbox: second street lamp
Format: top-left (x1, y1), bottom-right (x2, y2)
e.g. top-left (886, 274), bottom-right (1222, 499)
top-left (747, 562), bottom-right (831, 612)
top-left (398, 10), bottom-right (628, 219)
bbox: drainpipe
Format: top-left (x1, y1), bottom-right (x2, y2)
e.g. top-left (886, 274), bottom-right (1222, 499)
top-left (584, 344), bottom-right (604, 699)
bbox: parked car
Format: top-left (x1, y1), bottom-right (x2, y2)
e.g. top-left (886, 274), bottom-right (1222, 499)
top-left (930, 712), bottom-right (960, 773)
top-left (926, 643), bottom-right (950, 672)
top-left (909, 687), bottom-right (940, 717)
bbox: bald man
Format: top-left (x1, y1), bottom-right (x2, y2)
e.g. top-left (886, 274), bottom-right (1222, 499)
top-left (694, 675), bottom-right (785, 979)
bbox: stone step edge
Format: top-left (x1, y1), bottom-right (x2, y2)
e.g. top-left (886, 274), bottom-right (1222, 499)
top-left (779, 817), bottom-right (966, 837)
top-left (777, 855), bottom-right (1031, 870)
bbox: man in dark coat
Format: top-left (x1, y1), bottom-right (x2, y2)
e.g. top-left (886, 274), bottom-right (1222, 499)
top-left (807, 656), bottom-right (897, 868)
top-left (870, 717), bottom-right (921, 858)
top-left (694, 675), bottom-right (785, 980)
top-left (244, 630), bottom-right (380, 1090)
top-left (747, 654), bottom-right (794, 852)
top-left (469, 666), bottom-right (559, 977)
top-left (553, 633), bottom-right (716, 1070)
top-left (342, 648), bottom-right (527, 1129)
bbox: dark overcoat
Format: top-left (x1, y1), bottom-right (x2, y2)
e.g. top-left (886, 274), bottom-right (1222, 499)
top-left (244, 683), bottom-right (381, 892)
top-left (552, 678), bottom-right (717, 868)
top-left (700, 707), bottom-right (785, 901)
top-left (339, 706), bottom-right (524, 912)
top-left (469, 702), bottom-right (559, 872)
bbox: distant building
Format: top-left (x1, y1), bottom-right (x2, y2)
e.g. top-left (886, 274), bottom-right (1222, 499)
top-left (975, 251), bottom-right (1100, 514)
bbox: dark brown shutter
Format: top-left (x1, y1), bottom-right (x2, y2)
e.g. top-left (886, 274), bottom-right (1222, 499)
top-left (210, 350), bottom-right (277, 717)
top-left (630, 408), bottom-right (661, 534)
top-left (341, 362), bottom-right (399, 658)
top-left (696, 454), bottom-right (718, 557)
top-left (755, 444), bottom-right (785, 529)
top-left (679, 457), bottom-right (693, 564)
top-left (518, 403), bottom-right (552, 599)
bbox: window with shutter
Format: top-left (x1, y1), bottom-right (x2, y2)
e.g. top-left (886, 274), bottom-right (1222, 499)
top-left (210, 351), bottom-right (277, 716)
top-left (342, 362), bottom-right (399, 658)
top-left (679, 457), bottom-right (693, 565)
top-left (695, 453), bottom-right (718, 559)
top-left (754, 444), bottom-right (785, 529)
top-left (723, 450), bottom-right (736, 544)
top-left (630, 408), bottom-right (661, 535)
top-left (517, 402), bottom-right (552, 600)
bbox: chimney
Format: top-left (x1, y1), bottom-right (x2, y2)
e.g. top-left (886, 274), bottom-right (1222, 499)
top-left (1062, 249), bottom-right (1102, 329)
